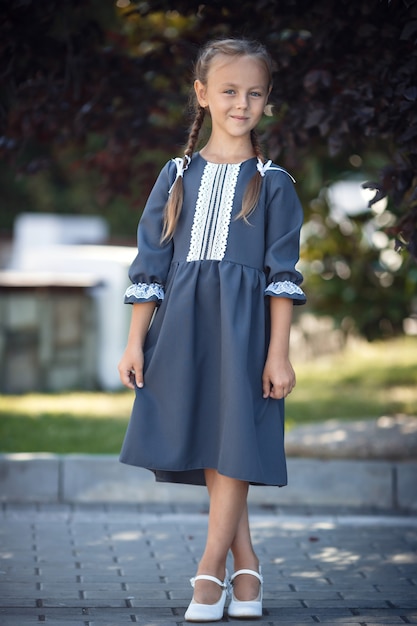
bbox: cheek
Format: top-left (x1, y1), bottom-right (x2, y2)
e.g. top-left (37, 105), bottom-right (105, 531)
top-left (254, 101), bottom-right (266, 117)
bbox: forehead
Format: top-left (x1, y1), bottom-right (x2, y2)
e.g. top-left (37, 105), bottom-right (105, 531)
top-left (206, 54), bottom-right (270, 86)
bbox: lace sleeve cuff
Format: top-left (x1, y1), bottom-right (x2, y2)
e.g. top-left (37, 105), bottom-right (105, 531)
top-left (124, 282), bottom-right (165, 304)
top-left (265, 280), bottom-right (306, 304)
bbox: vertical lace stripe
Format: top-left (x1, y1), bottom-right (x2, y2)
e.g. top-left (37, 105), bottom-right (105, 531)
top-left (187, 163), bottom-right (240, 261)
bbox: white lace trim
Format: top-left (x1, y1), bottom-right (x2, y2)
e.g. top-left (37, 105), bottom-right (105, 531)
top-left (187, 163), bottom-right (240, 262)
top-left (125, 282), bottom-right (164, 301)
top-left (266, 280), bottom-right (304, 296)
top-left (256, 158), bottom-right (296, 183)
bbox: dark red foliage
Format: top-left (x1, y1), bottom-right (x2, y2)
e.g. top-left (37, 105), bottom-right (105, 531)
top-left (0, 0), bottom-right (416, 254)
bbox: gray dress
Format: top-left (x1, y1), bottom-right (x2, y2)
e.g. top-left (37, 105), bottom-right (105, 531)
top-left (120, 153), bottom-right (306, 487)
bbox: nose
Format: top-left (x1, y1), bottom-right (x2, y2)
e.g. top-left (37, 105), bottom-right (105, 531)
top-left (236, 94), bottom-right (249, 109)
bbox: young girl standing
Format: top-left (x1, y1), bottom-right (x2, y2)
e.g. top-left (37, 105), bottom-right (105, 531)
top-left (118, 38), bottom-right (306, 621)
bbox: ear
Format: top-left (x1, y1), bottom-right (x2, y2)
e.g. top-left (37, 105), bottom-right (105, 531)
top-left (194, 80), bottom-right (208, 108)
top-left (263, 86), bottom-right (273, 115)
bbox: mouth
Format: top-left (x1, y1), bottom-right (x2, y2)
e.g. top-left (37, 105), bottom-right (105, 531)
top-left (231, 115), bottom-right (249, 121)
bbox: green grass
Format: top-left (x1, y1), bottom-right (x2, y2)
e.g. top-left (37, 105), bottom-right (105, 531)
top-left (286, 335), bottom-right (417, 427)
top-left (0, 337), bottom-right (416, 454)
top-left (0, 393), bottom-right (133, 454)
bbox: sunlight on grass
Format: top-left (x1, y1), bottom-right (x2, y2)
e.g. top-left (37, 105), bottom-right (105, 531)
top-left (0, 391), bottom-right (134, 418)
top-left (0, 391), bottom-right (135, 454)
top-left (286, 336), bottom-right (417, 426)
top-left (0, 336), bottom-right (416, 453)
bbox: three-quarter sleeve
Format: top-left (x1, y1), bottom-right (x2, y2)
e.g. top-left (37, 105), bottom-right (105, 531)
top-left (124, 161), bottom-right (175, 304)
top-left (264, 171), bottom-right (306, 305)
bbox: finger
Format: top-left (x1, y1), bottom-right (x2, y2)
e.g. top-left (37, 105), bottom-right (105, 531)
top-left (119, 369), bottom-right (135, 390)
top-left (262, 377), bottom-right (271, 399)
top-left (271, 385), bottom-right (288, 400)
top-left (125, 362), bottom-right (144, 389)
top-left (135, 369), bottom-right (144, 389)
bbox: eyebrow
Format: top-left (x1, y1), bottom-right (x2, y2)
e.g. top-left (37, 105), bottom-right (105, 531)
top-left (220, 83), bottom-right (265, 89)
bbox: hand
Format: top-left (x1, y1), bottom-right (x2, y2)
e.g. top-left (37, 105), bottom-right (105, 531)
top-left (118, 345), bottom-right (145, 390)
top-left (262, 356), bottom-right (296, 399)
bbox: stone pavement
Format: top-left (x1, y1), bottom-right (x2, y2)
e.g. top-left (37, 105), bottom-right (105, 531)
top-left (1, 502), bottom-right (416, 626)
top-left (2, 454), bottom-right (417, 511)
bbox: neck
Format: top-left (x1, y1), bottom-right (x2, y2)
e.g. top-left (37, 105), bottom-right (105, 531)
top-left (200, 136), bottom-right (255, 164)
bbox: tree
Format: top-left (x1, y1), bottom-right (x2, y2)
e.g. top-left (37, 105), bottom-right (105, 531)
top-left (1, 0), bottom-right (415, 248)
top-left (1, 0), bottom-right (416, 337)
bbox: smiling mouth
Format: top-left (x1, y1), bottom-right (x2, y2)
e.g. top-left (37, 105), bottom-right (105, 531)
top-left (231, 116), bottom-right (249, 121)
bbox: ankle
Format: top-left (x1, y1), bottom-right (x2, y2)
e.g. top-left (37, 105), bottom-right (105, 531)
top-left (196, 558), bottom-right (227, 582)
top-left (233, 555), bottom-right (260, 574)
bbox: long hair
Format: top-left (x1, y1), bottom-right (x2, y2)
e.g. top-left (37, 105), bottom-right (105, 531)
top-left (161, 38), bottom-right (273, 242)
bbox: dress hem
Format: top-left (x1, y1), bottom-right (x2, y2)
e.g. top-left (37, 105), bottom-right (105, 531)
top-left (119, 458), bottom-right (287, 488)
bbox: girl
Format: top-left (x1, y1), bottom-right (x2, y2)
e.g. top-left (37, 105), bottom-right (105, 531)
top-left (118, 38), bottom-right (306, 621)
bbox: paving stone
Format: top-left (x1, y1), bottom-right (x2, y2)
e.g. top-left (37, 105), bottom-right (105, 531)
top-left (279, 459), bottom-right (394, 508)
top-left (62, 456), bottom-right (209, 504)
top-left (1, 504), bottom-right (416, 626)
top-left (0, 455), bottom-right (60, 503)
top-left (4, 453), bottom-right (417, 510)
top-left (397, 463), bottom-right (417, 510)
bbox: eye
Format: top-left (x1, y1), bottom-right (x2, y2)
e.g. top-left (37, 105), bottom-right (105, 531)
top-left (224, 89), bottom-right (236, 95)
top-left (250, 91), bottom-right (263, 98)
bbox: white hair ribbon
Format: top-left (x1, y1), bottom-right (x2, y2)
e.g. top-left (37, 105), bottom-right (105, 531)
top-left (168, 155), bottom-right (191, 194)
top-left (256, 158), bottom-right (296, 183)
top-left (256, 158), bottom-right (273, 177)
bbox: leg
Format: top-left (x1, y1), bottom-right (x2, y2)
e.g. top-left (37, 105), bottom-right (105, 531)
top-left (230, 502), bottom-right (261, 601)
top-left (192, 469), bottom-right (249, 604)
top-left (230, 501), bottom-right (258, 570)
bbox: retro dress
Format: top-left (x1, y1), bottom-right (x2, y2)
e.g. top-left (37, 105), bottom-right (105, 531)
top-left (120, 153), bottom-right (306, 487)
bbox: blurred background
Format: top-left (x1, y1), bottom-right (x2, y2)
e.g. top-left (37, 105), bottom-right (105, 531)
top-left (0, 0), bottom-right (416, 455)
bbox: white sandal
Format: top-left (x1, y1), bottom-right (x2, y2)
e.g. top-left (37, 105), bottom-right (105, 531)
top-left (184, 573), bottom-right (229, 622)
top-left (227, 567), bottom-right (263, 619)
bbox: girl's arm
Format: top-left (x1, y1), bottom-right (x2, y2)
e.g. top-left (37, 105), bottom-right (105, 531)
top-left (118, 302), bottom-right (156, 390)
top-left (262, 297), bottom-right (295, 399)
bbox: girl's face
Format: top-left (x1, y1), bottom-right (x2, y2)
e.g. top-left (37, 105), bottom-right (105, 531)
top-left (194, 54), bottom-right (271, 141)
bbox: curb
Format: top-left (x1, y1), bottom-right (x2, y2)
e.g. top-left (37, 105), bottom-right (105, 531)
top-left (1, 454), bottom-right (416, 510)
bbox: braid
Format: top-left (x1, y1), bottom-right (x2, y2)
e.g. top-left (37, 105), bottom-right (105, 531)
top-left (237, 130), bottom-right (264, 222)
top-left (185, 106), bottom-right (206, 159)
top-left (161, 106), bottom-right (206, 242)
top-left (251, 129), bottom-right (264, 162)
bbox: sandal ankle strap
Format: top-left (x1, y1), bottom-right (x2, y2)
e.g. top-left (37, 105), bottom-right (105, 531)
top-left (230, 568), bottom-right (263, 585)
top-left (190, 574), bottom-right (228, 589)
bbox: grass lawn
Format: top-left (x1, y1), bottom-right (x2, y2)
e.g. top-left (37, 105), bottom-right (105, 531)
top-left (286, 335), bottom-right (417, 427)
top-left (0, 336), bottom-right (416, 454)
